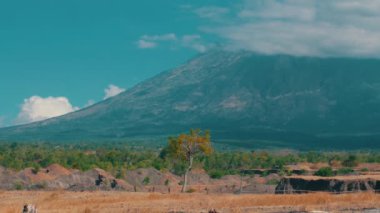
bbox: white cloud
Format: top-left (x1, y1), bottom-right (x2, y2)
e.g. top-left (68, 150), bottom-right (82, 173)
top-left (182, 35), bottom-right (201, 43)
top-left (84, 99), bottom-right (95, 107)
top-left (238, 0), bottom-right (315, 21)
top-left (333, 0), bottom-right (380, 14)
top-left (141, 33), bottom-right (177, 41)
top-left (137, 33), bottom-right (177, 49)
top-left (189, 43), bottom-right (207, 53)
top-left (16, 96), bottom-right (79, 124)
top-left (137, 33), bottom-right (208, 52)
top-left (104, 84), bottom-right (126, 100)
top-left (201, 0), bottom-right (380, 58)
top-left (181, 34), bottom-right (207, 52)
top-left (137, 40), bottom-right (157, 49)
top-left (194, 6), bottom-right (230, 20)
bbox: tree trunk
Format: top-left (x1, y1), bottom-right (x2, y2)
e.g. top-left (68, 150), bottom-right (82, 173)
top-left (182, 156), bottom-right (193, 192)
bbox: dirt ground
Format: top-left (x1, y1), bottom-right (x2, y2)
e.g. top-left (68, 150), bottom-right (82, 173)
top-left (1, 191), bottom-right (380, 213)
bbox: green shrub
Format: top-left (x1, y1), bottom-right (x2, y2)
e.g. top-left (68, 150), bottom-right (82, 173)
top-left (31, 164), bottom-right (40, 174)
top-left (337, 168), bottom-right (354, 175)
top-left (361, 168), bottom-right (369, 172)
top-left (142, 177), bottom-right (150, 185)
top-left (164, 179), bottom-right (170, 186)
top-left (171, 163), bottom-right (186, 176)
top-left (115, 168), bottom-right (125, 179)
top-left (152, 159), bottom-right (165, 170)
top-left (209, 170), bottom-right (224, 179)
top-left (266, 179), bottom-right (280, 185)
top-left (296, 169), bottom-right (307, 175)
top-left (261, 170), bottom-right (270, 177)
top-left (279, 169), bottom-right (291, 176)
top-left (13, 181), bottom-right (24, 190)
top-left (342, 155), bottom-right (358, 168)
top-left (314, 167), bottom-right (334, 177)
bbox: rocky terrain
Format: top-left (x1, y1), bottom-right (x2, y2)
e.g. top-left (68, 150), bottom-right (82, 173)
top-left (1, 164), bottom-right (133, 191)
top-left (0, 164), bottom-right (278, 193)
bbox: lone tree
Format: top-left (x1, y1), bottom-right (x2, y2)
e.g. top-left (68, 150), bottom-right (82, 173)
top-left (167, 129), bottom-right (213, 192)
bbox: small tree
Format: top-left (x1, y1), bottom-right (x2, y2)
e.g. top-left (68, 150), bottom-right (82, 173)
top-left (314, 167), bottom-right (334, 177)
top-left (167, 129), bottom-right (213, 192)
top-left (342, 155), bottom-right (358, 168)
top-left (31, 164), bottom-right (41, 174)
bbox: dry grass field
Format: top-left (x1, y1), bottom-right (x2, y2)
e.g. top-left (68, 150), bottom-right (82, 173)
top-left (0, 191), bottom-right (380, 213)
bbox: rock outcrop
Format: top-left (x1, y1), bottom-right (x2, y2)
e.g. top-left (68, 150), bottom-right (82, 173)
top-left (276, 175), bottom-right (380, 194)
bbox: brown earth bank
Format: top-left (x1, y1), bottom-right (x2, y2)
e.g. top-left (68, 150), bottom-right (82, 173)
top-left (276, 175), bottom-right (380, 194)
top-left (0, 191), bottom-right (380, 213)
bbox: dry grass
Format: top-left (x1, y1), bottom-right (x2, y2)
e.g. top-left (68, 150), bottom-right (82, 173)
top-left (0, 191), bottom-right (379, 213)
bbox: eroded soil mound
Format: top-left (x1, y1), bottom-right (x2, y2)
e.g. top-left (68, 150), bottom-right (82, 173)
top-left (276, 175), bottom-right (380, 194)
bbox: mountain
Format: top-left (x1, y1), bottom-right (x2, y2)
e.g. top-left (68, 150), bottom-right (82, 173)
top-left (2, 50), bottom-right (380, 149)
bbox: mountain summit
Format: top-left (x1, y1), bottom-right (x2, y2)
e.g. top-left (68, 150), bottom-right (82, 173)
top-left (2, 50), bottom-right (380, 149)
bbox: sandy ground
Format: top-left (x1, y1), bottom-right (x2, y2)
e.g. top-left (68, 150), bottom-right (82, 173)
top-left (1, 191), bottom-right (380, 213)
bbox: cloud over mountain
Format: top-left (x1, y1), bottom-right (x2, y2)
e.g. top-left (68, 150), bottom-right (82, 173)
top-left (104, 84), bottom-right (126, 100)
top-left (200, 0), bottom-right (380, 58)
top-left (15, 96), bottom-right (79, 124)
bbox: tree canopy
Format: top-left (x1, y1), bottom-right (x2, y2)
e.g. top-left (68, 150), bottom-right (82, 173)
top-left (167, 129), bottom-right (213, 192)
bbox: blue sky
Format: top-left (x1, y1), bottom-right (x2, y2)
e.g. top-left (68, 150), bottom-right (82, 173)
top-left (0, 0), bottom-right (224, 126)
top-left (1, 0), bottom-right (380, 126)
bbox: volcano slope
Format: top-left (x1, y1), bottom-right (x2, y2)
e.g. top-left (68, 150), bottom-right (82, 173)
top-left (2, 50), bottom-right (380, 149)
